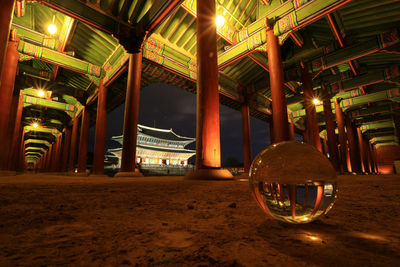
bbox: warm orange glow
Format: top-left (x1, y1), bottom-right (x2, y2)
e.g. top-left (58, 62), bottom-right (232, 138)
top-left (312, 98), bottom-right (321, 105)
top-left (37, 89), bottom-right (45, 97)
top-left (48, 24), bottom-right (57, 35)
top-left (215, 15), bottom-right (225, 27)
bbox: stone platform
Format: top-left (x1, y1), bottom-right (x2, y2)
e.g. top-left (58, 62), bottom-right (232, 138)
top-left (0, 173), bottom-right (399, 266)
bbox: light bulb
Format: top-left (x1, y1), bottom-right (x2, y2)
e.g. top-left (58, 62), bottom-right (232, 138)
top-left (216, 15), bottom-right (225, 27)
top-left (37, 89), bottom-right (45, 97)
top-left (48, 24), bottom-right (57, 35)
top-left (32, 123), bottom-right (39, 128)
top-left (313, 98), bottom-right (321, 105)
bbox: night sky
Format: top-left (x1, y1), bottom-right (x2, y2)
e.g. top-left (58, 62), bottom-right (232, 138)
top-left (89, 82), bottom-right (301, 165)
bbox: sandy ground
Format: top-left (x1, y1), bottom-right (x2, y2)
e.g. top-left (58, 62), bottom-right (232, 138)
top-left (0, 173), bottom-right (399, 266)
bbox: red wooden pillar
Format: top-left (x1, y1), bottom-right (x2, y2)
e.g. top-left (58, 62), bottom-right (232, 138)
top-left (184, 0), bottom-right (232, 180)
top-left (19, 131), bottom-right (25, 171)
top-left (334, 99), bottom-right (348, 172)
top-left (61, 127), bottom-right (72, 172)
top-left (364, 138), bottom-right (372, 173)
top-left (345, 116), bottom-right (361, 173)
top-left (77, 108), bottom-right (90, 174)
top-left (356, 128), bottom-right (366, 172)
top-left (0, 0), bottom-right (15, 83)
top-left (46, 145), bottom-right (53, 172)
top-left (269, 121), bottom-right (275, 144)
top-left (117, 53), bottom-right (143, 176)
top-left (4, 87), bottom-right (20, 169)
top-left (369, 142), bottom-right (377, 173)
top-left (289, 121), bottom-right (295, 141)
top-left (266, 23), bottom-right (289, 143)
top-left (8, 94), bottom-right (23, 171)
top-left (302, 65), bottom-right (322, 151)
top-left (55, 135), bottom-right (63, 172)
top-left (322, 86), bottom-right (340, 171)
top-left (323, 137), bottom-right (328, 156)
top-left (0, 39), bottom-right (19, 171)
top-left (241, 102), bottom-right (252, 173)
top-left (50, 137), bottom-right (59, 172)
top-left (68, 117), bottom-right (79, 172)
top-left (93, 79), bottom-right (108, 175)
top-left (302, 129), bottom-right (308, 143)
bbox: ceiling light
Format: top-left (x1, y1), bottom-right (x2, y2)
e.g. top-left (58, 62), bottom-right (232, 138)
top-left (312, 98), bottom-right (321, 105)
top-left (216, 15), bottom-right (225, 27)
top-left (48, 24), bottom-right (57, 35)
top-left (32, 122), bottom-right (39, 128)
top-left (37, 89), bottom-right (45, 97)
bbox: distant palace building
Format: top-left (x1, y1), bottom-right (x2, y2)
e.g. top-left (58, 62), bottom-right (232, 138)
top-left (107, 124), bottom-right (195, 169)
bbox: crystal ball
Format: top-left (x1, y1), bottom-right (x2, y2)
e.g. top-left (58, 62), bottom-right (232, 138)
top-left (249, 141), bottom-right (337, 224)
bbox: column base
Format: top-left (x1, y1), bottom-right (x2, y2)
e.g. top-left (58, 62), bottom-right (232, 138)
top-left (0, 170), bottom-right (17, 176)
top-left (184, 168), bottom-right (233, 180)
top-left (114, 170), bottom-right (143, 178)
top-left (73, 170), bottom-right (90, 177)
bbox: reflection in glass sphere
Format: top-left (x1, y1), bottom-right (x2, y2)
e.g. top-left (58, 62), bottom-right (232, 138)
top-left (249, 141), bottom-right (338, 224)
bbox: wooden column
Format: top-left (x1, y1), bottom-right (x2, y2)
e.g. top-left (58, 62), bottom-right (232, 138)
top-left (68, 117), bottom-right (79, 172)
top-left (117, 53), bottom-right (143, 176)
top-left (302, 65), bottom-right (322, 151)
top-left (289, 122), bottom-right (295, 141)
top-left (322, 86), bottom-right (340, 171)
top-left (241, 102), bottom-right (252, 173)
top-left (345, 116), bottom-right (361, 173)
top-left (266, 23), bottom-right (289, 143)
top-left (184, 0), bottom-right (232, 180)
top-left (356, 128), bottom-right (366, 172)
top-left (8, 94), bottom-right (23, 171)
top-left (46, 145), bottom-right (53, 172)
top-left (61, 127), bottom-right (72, 172)
top-left (93, 79), bottom-right (108, 175)
top-left (0, 39), bottom-right (19, 171)
top-left (323, 137), bottom-right (328, 156)
top-left (0, 0), bottom-right (15, 84)
top-left (77, 108), bottom-right (90, 174)
top-left (364, 138), bottom-right (372, 173)
top-left (334, 99), bottom-right (348, 172)
top-left (368, 142), bottom-right (377, 173)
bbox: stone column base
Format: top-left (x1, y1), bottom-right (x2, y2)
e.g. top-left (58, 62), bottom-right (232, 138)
top-left (114, 170), bottom-right (143, 177)
top-left (184, 168), bottom-right (233, 180)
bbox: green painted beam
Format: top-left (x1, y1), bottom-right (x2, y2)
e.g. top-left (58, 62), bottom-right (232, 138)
top-left (24, 139), bottom-right (51, 146)
top-left (375, 142), bottom-right (400, 149)
top-left (360, 121), bottom-right (395, 133)
top-left (12, 23), bottom-right (60, 50)
top-left (22, 94), bottom-right (76, 115)
top-left (24, 126), bottom-right (60, 137)
top-left (291, 88), bottom-right (400, 119)
top-left (350, 104), bottom-right (400, 118)
top-left (17, 40), bottom-right (103, 78)
top-left (370, 136), bottom-right (397, 144)
top-left (218, 0), bottom-right (348, 68)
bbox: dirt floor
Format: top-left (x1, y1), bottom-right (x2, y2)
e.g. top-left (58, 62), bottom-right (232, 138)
top-left (0, 173), bottom-right (399, 266)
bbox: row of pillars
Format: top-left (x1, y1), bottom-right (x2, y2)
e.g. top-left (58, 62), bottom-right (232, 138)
top-left (0, 0), bottom-right (379, 177)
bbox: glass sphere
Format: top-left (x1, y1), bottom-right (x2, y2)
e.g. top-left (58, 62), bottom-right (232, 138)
top-left (249, 141), bottom-right (337, 224)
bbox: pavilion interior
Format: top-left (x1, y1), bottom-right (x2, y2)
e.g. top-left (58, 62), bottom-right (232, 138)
top-left (1, 0), bottom-right (400, 174)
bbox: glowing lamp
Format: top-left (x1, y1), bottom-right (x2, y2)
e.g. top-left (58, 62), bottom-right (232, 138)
top-left (48, 24), bottom-right (57, 35)
top-left (312, 98), bottom-right (321, 105)
top-left (32, 122), bottom-right (39, 128)
top-left (37, 89), bottom-right (45, 97)
top-left (216, 15), bottom-right (225, 27)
